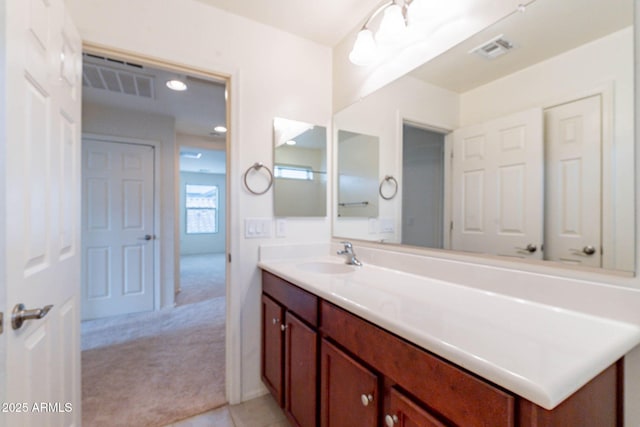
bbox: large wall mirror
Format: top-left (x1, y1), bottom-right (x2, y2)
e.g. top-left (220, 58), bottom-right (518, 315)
top-left (273, 117), bottom-right (327, 217)
top-left (333, 0), bottom-right (635, 273)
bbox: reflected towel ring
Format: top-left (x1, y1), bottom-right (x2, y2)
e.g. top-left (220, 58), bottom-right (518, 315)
top-left (379, 175), bottom-right (398, 200)
top-left (243, 162), bottom-right (273, 195)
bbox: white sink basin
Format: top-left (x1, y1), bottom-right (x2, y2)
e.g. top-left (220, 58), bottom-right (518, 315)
top-left (297, 261), bottom-right (356, 274)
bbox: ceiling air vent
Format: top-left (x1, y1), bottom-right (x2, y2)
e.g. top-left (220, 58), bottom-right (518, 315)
top-left (82, 54), bottom-right (155, 99)
top-left (469, 35), bottom-right (514, 59)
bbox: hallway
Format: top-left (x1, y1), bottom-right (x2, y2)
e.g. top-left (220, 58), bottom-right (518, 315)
top-left (81, 253), bottom-right (226, 426)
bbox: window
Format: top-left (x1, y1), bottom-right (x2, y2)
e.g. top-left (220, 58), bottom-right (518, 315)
top-left (185, 184), bottom-right (218, 234)
top-left (274, 164), bottom-right (314, 180)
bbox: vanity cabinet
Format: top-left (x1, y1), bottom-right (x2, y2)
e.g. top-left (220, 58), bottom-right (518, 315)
top-left (261, 270), bottom-right (622, 427)
top-left (262, 272), bottom-right (319, 427)
top-left (320, 300), bottom-right (514, 427)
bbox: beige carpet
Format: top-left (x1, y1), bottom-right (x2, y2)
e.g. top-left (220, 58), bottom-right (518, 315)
top-left (177, 253), bottom-right (227, 306)
top-left (82, 253), bottom-right (226, 427)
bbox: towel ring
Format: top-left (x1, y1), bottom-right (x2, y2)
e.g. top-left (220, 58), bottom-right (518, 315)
top-left (243, 162), bottom-right (273, 195)
top-left (379, 175), bottom-right (398, 200)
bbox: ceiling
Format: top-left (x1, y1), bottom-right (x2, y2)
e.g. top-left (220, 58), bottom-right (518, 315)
top-left (409, 0), bottom-right (632, 93)
top-left (193, 0), bottom-right (383, 46)
top-left (82, 53), bottom-right (228, 173)
top-left (82, 53), bottom-right (227, 138)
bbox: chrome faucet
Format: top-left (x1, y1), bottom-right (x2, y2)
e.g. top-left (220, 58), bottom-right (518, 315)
top-left (337, 241), bottom-right (362, 266)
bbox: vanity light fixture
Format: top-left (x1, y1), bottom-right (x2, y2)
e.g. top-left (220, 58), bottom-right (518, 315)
top-left (213, 125), bottom-right (227, 133)
top-left (350, 0), bottom-right (414, 66)
top-left (166, 79), bottom-right (187, 91)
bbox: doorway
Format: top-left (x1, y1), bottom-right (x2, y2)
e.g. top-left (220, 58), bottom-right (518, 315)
top-left (177, 147), bottom-right (227, 306)
top-left (79, 51), bottom-right (230, 425)
top-left (401, 123), bottom-right (446, 249)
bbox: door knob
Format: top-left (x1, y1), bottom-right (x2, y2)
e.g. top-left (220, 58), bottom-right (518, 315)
top-left (139, 234), bottom-right (154, 241)
top-left (516, 243), bottom-right (537, 253)
top-left (570, 246), bottom-right (597, 256)
top-left (12, 303), bottom-right (53, 330)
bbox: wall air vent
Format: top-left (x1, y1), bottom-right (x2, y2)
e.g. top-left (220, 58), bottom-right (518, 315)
top-left (82, 53), bottom-right (155, 99)
top-left (469, 35), bottom-right (515, 59)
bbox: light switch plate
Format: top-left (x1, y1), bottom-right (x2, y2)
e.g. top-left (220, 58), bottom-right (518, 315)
top-left (244, 218), bottom-right (272, 238)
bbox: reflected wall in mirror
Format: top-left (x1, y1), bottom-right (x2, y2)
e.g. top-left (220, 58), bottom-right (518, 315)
top-left (273, 117), bottom-right (327, 217)
top-left (337, 130), bottom-right (379, 218)
top-left (332, 0), bottom-right (634, 272)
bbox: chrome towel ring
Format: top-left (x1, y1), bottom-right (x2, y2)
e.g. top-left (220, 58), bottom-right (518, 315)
top-left (243, 162), bottom-right (273, 195)
top-left (379, 175), bottom-right (398, 200)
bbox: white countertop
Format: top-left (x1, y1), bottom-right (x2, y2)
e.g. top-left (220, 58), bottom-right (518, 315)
top-left (258, 254), bottom-right (640, 410)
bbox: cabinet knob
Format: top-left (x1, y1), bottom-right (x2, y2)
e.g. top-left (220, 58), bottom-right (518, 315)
top-left (385, 414), bottom-right (399, 427)
top-left (280, 324), bottom-right (287, 332)
top-left (272, 318), bottom-right (279, 325)
top-left (360, 393), bottom-right (373, 407)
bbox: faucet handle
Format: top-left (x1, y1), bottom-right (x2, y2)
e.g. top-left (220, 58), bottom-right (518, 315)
top-left (340, 241), bottom-right (353, 249)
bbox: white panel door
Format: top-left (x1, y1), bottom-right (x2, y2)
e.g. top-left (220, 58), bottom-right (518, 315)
top-left (1, 0), bottom-right (82, 425)
top-left (544, 96), bottom-right (602, 267)
top-left (451, 108), bottom-right (543, 259)
top-left (82, 140), bottom-right (155, 320)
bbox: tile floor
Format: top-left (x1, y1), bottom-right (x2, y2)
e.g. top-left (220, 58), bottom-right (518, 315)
top-left (166, 394), bottom-right (289, 427)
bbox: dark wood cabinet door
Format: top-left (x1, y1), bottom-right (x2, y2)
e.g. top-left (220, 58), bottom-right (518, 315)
top-left (384, 387), bottom-right (446, 427)
top-left (262, 294), bottom-right (285, 406)
top-left (285, 313), bottom-right (318, 427)
top-left (320, 339), bottom-right (378, 427)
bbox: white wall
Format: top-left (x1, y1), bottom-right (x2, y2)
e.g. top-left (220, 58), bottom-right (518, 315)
top-left (67, 0), bottom-right (332, 402)
top-left (460, 27), bottom-right (634, 272)
top-left (82, 102), bottom-right (177, 310)
top-left (179, 172), bottom-right (226, 255)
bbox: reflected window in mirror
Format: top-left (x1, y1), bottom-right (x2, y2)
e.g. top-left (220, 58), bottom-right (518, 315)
top-left (273, 118), bottom-right (327, 217)
top-left (332, 0), bottom-right (634, 274)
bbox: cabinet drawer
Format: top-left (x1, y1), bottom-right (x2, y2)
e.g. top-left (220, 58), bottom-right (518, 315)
top-left (321, 301), bottom-right (515, 427)
top-left (263, 270), bottom-right (318, 327)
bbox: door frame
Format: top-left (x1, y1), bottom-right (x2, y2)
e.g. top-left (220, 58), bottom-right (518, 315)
top-left (81, 133), bottom-right (162, 311)
top-left (81, 43), bottom-right (239, 402)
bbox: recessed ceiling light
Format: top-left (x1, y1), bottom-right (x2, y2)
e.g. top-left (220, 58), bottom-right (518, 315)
top-left (214, 125), bottom-right (227, 133)
top-left (285, 140), bottom-right (297, 145)
top-left (166, 79), bottom-right (187, 91)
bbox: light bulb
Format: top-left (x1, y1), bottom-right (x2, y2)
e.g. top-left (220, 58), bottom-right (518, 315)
top-left (349, 29), bottom-right (377, 66)
top-left (375, 4), bottom-right (406, 44)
